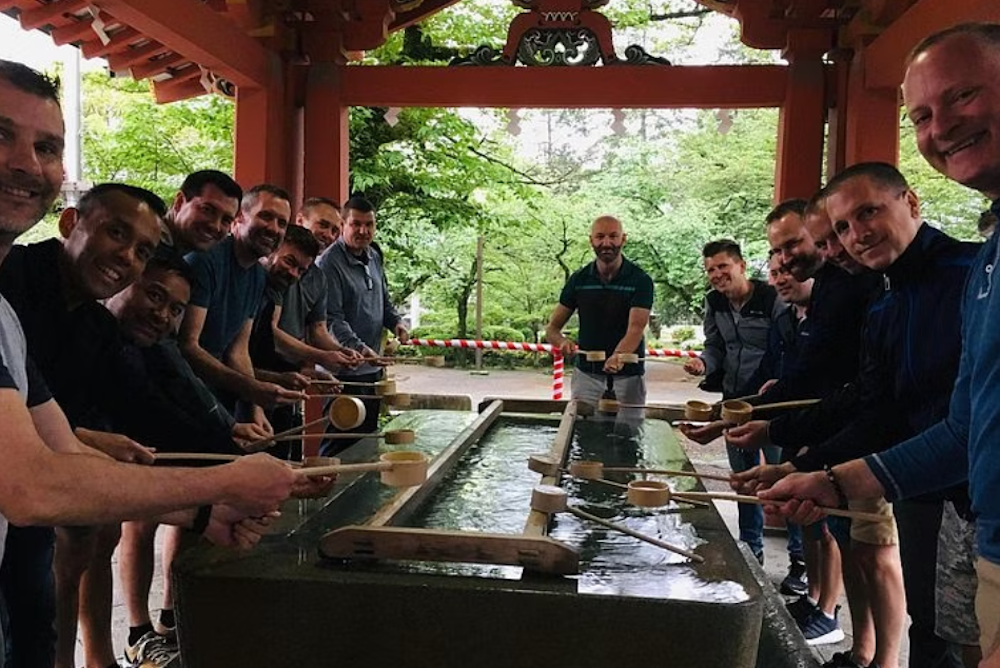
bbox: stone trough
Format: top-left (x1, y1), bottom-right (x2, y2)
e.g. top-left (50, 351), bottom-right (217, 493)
top-left (173, 395), bottom-right (814, 668)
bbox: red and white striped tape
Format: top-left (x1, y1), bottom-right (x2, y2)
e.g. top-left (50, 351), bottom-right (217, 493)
top-left (405, 338), bottom-right (699, 399)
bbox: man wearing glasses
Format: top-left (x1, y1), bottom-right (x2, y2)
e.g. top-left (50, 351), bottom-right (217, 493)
top-left (316, 195), bottom-right (408, 450)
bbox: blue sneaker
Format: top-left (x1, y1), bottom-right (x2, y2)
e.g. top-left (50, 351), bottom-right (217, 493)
top-left (785, 594), bottom-right (817, 624)
top-left (799, 608), bottom-right (845, 646)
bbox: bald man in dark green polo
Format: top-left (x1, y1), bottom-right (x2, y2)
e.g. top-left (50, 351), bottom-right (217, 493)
top-left (545, 215), bottom-right (654, 431)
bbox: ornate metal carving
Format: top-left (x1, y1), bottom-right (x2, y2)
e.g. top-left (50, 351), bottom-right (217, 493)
top-left (449, 0), bottom-right (671, 67)
top-left (518, 28), bottom-right (601, 66)
top-left (616, 44), bottom-right (673, 66)
top-left (450, 45), bottom-right (506, 66)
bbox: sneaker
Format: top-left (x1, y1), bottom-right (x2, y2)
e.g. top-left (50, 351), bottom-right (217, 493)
top-left (125, 631), bottom-right (179, 668)
top-left (780, 557), bottom-right (809, 596)
top-left (799, 608), bottom-right (845, 646)
top-left (785, 594), bottom-right (818, 624)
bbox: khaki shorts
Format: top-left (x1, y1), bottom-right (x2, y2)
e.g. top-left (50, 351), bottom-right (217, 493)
top-left (849, 496), bottom-right (898, 546)
top-left (976, 557), bottom-right (1000, 656)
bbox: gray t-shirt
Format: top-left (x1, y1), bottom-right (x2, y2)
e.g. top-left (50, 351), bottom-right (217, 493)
top-left (275, 264), bottom-right (327, 341)
top-left (0, 298), bottom-right (32, 567)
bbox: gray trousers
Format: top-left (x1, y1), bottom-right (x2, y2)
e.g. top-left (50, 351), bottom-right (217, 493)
top-left (570, 369), bottom-right (647, 434)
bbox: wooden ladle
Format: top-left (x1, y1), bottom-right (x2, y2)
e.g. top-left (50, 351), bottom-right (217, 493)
top-left (269, 428), bottom-right (416, 445)
top-left (530, 485), bottom-right (703, 562)
top-left (300, 451), bottom-right (429, 487)
top-left (625, 480), bottom-right (891, 522)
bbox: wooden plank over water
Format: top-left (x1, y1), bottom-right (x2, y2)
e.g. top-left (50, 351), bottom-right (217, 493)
top-left (318, 526), bottom-right (579, 575)
top-left (523, 400), bottom-right (578, 537)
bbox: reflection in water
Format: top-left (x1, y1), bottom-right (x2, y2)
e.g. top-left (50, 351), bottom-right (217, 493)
top-left (400, 415), bottom-right (748, 604)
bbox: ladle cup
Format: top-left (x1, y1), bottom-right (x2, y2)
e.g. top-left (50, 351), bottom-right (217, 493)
top-left (300, 450), bottom-right (429, 487)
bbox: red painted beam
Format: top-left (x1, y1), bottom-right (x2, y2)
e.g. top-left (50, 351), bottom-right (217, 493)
top-left (91, 0), bottom-right (270, 88)
top-left (131, 52), bottom-right (183, 80)
top-left (865, 0), bottom-right (1000, 88)
top-left (107, 40), bottom-right (170, 72)
top-left (153, 78), bottom-right (204, 104)
top-left (19, 0), bottom-right (87, 30)
top-left (50, 15), bottom-right (106, 46)
top-left (338, 65), bottom-right (792, 108)
top-left (80, 26), bottom-right (139, 59)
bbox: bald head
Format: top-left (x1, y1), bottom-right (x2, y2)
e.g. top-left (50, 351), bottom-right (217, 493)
top-left (903, 23), bottom-right (1000, 199)
top-left (590, 215), bottom-right (626, 265)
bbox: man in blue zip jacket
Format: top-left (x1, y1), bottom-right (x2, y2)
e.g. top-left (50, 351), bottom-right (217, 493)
top-left (759, 23), bottom-right (1000, 668)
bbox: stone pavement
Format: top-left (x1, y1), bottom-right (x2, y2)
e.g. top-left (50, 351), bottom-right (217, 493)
top-left (88, 361), bottom-right (906, 667)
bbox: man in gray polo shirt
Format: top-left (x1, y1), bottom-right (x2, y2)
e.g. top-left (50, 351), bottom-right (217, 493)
top-left (316, 195), bottom-right (408, 451)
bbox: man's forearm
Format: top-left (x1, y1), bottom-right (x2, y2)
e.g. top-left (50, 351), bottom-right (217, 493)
top-left (273, 326), bottom-right (327, 366)
top-left (182, 343), bottom-right (256, 399)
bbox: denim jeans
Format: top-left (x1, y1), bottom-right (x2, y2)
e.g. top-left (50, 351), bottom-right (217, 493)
top-left (726, 443), bottom-right (802, 560)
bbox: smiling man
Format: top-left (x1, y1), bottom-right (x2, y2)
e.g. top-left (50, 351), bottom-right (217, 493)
top-left (545, 215), bottom-right (654, 432)
top-left (0, 60), bottom-right (304, 668)
top-left (316, 195), bottom-right (409, 451)
top-left (179, 184), bottom-right (306, 435)
top-left (734, 163), bottom-right (980, 668)
top-left (161, 170), bottom-right (242, 255)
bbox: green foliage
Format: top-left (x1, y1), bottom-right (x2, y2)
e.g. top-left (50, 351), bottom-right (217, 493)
top-left (81, 73), bottom-right (234, 202)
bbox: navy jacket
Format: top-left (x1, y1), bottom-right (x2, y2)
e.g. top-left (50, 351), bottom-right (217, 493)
top-left (788, 224), bottom-right (980, 472)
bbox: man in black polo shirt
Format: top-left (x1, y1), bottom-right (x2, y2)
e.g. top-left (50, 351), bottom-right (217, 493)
top-left (545, 215), bottom-right (654, 432)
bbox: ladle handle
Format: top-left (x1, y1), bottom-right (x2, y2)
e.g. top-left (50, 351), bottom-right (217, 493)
top-left (602, 467), bottom-right (731, 482)
top-left (565, 506), bottom-right (704, 563)
top-left (154, 453), bottom-right (239, 462)
top-left (271, 432), bottom-right (386, 442)
top-left (300, 461), bottom-right (392, 477)
top-left (751, 399), bottom-right (821, 412)
top-left (246, 416), bottom-right (329, 450)
top-left (672, 491), bottom-right (890, 523)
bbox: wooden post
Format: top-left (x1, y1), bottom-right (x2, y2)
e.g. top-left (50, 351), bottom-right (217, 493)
top-left (302, 62), bottom-right (350, 205)
top-left (774, 29), bottom-right (829, 202)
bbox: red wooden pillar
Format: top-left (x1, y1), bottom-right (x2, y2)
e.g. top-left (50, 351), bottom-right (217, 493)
top-left (837, 45), bottom-right (900, 168)
top-left (302, 63), bottom-right (350, 205)
top-left (774, 29), bottom-right (829, 202)
top-left (234, 56), bottom-right (293, 188)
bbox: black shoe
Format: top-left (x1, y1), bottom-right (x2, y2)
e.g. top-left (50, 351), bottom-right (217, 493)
top-left (780, 557), bottom-right (808, 596)
top-left (822, 651), bottom-right (866, 668)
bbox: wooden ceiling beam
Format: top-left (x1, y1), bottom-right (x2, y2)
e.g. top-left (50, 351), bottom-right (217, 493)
top-left (131, 52), bottom-right (183, 80)
top-left (18, 0), bottom-right (87, 30)
top-left (91, 0), bottom-right (270, 88)
top-left (339, 64), bottom-right (795, 108)
top-left (153, 77), bottom-right (205, 104)
top-left (865, 0), bottom-right (1000, 88)
top-left (106, 40), bottom-right (169, 72)
top-left (50, 14), bottom-right (110, 45)
top-left (80, 26), bottom-right (139, 58)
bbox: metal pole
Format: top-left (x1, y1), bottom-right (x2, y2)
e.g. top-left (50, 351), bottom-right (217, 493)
top-left (474, 235), bottom-right (484, 371)
top-left (61, 47), bottom-right (84, 206)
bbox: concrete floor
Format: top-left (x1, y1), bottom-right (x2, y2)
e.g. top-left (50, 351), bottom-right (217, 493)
top-left (83, 361), bottom-right (907, 667)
